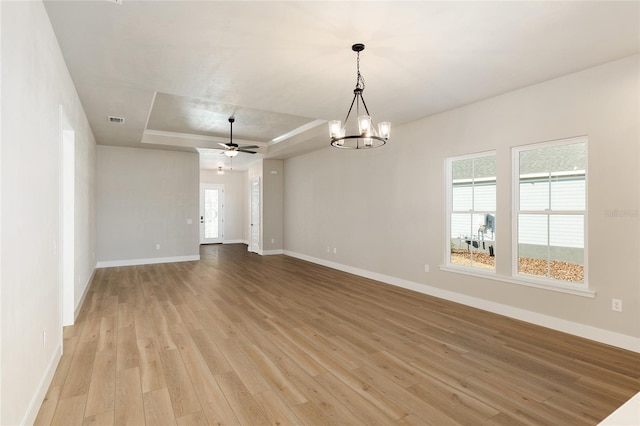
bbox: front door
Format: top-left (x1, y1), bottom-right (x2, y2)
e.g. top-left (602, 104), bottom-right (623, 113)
top-left (200, 184), bottom-right (224, 244)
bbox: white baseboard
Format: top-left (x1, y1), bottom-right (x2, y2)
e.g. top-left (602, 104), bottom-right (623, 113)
top-left (223, 239), bottom-right (244, 244)
top-left (75, 267), bottom-right (95, 321)
top-left (284, 250), bottom-right (640, 353)
top-left (21, 342), bottom-right (62, 426)
top-left (599, 391), bottom-right (640, 425)
top-left (262, 249), bottom-right (284, 255)
top-left (96, 255), bottom-right (200, 268)
top-left (248, 249), bottom-right (284, 256)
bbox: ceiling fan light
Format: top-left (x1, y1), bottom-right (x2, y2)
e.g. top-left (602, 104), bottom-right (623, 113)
top-left (378, 122), bottom-right (391, 139)
top-left (224, 150), bottom-right (239, 157)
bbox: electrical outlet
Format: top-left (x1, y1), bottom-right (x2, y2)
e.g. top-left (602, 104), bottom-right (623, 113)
top-left (271, 238), bottom-right (275, 244)
top-left (333, 248), bottom-right (337, 254)
top-left (155, 244), bottom-right (160, 250)
top-left (612, 298), bottom-right (622, 312)
top-left (424, 264), bottom-right (430, 272)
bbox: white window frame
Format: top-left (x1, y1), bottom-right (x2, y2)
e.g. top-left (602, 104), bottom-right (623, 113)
top-left (512, 136), bottom-right (589, 290)
top-left (445, 150), bottom-right (497, 273)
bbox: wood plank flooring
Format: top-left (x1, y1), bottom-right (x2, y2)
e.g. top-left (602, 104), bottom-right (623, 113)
top-left (36, 244), bottom-right (640, 425)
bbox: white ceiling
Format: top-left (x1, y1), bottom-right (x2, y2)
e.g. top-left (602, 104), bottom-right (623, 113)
top-left (44, 1), bottom-right (640, 170)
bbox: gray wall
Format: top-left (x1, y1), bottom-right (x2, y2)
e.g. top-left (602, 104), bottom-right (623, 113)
top-left (97, 146), bottom-right (199, 264)
top-left (246, 159), bottom-right (284, 254)
top-left (284, 55), bottom-right (639, 341)
top-left (1, 2), bottom-right (97, 424)
top-left (200, 169), bottom-right (248, 243)
top-left (263, 159), bottom-right (284, 253)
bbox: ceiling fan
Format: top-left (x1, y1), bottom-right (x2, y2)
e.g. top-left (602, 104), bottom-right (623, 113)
top-left (218, 117), bottom-right (259, 157)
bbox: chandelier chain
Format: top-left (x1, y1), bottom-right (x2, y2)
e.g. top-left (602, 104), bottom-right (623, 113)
top-left (342, 50), bottom-right (370, 124)
top-left (356, 51), bottom-right (365, 91)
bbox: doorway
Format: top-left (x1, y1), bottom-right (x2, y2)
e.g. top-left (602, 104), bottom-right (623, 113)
top-left (200, 184), bottom-right (224, 244)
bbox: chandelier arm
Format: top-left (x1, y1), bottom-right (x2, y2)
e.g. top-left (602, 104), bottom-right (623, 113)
top-left (343, 92), bottom-right (359, 125)
top-left (358, 92), bottom-right (372, 118)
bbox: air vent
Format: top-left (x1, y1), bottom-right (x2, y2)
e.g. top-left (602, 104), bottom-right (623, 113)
top-left (106, 0), bottom-right (123, 4)
top-left (108, 116), bottom-right (125, 124)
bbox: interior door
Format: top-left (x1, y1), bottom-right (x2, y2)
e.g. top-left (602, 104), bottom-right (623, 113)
top-left (200, 184), bottom-right (224, 244)
top-left (249, 177), bottom-right (260, 253)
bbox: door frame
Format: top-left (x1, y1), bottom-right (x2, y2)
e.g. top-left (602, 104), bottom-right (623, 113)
top-left (200, 183), bottom-right (224, 244)
top-left (249, 176), bottom-right (260, 253)
top-left (60, 105), bottom-right (75, 328)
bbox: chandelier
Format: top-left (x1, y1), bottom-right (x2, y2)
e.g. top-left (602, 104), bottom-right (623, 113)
top-left (329, 43), bottom-right (390, 149)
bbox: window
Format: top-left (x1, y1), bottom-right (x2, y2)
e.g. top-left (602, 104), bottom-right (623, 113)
top-left (513, 138), bottom-right (586, 286)
top-left (447, 152), bottom-right (496, 271)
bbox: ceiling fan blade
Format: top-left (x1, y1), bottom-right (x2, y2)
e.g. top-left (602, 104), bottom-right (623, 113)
top-left (239, 145), bottom-right (259, 150)
top-left (218, 142), bottom-right (230, 148)
top-left (238, 149), bottom-right (257, 154)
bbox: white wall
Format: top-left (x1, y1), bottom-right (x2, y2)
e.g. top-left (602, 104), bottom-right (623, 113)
top-left (74, 110), bottom-right (97, 318)
top-left (1, 2), bottom-right (97, 424)
top-left (284, 55), bottom-right (640, 348)
top-left (1, 2), bottom-right (4, 422)
top-left (97, 146), bottom-right (199, 266)
top-left (200, 169), bottom-right (248, 243)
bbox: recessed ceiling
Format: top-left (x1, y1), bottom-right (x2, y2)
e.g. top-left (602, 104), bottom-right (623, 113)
top-left (146, 92), bottom-right (316, 142)
top-left (43, 1), bottom-right (640, 170)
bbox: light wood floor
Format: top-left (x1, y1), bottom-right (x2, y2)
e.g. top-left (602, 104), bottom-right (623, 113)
top-left (36, 244), bottom-right (639, 425)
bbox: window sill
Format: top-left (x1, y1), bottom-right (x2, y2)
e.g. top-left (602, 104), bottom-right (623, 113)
top-left (439, 265), bottom-right (595, 298)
